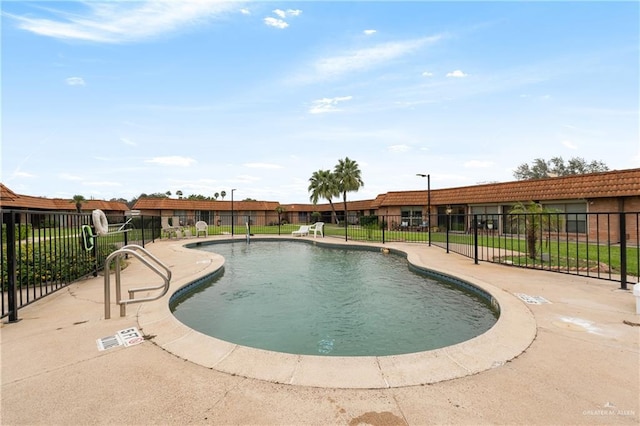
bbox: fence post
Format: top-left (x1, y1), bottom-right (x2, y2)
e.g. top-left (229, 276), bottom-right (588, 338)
top-left (473, 214), bottom-right (479, 264)
top-left (446, 213), bottom-right (450, 253)
top-left (619, 212), bottom-right (627, 290)
top-left (141, 215), bottom-right (146, 247)
top-left (6, 212), bottom-right (19, 322)
top-left (91, 222), bottom-right (99, 277)
top-left (382, 215), bottom-right (385, 244)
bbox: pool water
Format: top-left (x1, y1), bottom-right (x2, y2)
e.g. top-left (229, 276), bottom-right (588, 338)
top-left (171, 241), bottom-right (498, 356)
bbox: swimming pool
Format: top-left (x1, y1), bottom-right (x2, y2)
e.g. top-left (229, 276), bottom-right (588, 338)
top-left (171, 240), bottom-right (498, 356)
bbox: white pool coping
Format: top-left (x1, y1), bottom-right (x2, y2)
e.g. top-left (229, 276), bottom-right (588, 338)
top-left (137, 237), bottom-right (537, 389)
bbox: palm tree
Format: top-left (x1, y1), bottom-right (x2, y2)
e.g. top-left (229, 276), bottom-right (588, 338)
top-left (176, 190), bottom-right (183, 199)
top-left (165, 191), bottom-right (172, 198)
top-left (214, 192), bottom-right (219, 200)
top-left (308, 169), bottom-right (339, 224)
top-left (220, 190), bottom-right (226, 200)
top-left (509, 201), bottom-right (563, 260)
top-left (71, 194), bottom-right (86, 213)
top-left (334, 157), bottom-right (364, 225)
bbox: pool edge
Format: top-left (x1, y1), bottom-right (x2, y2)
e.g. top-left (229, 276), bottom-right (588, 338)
top-left (138, 237), bottom-right (537, 389)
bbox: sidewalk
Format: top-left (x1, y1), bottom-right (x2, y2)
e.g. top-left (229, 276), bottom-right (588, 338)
top-left (2, 236), bottom-right (638, 425)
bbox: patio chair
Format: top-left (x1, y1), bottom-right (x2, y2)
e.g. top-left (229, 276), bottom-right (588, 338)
top-left (292, 225), bottom-right (310, 237)
top-left (172, 216), bottom-right (182, 229)
top-left (309, 222), bottom-right (324, 238)
top-left (161, 216), bottom-right (176, 239)
top-left (195, 221), bottom-right (208, 237)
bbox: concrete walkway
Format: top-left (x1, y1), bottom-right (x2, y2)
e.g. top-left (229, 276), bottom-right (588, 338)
top-left (1, 236), bottom-right (639, 425)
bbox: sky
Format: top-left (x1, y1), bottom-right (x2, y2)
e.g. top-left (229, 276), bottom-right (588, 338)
top-left (2, 1), bottom-right (639, 204)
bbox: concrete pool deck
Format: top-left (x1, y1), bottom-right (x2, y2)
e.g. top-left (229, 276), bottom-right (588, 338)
top-left (2, 236), bottom-right (639, 425)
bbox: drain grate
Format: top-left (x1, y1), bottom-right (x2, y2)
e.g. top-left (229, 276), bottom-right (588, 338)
top-left (515, 293), bottom-right (551, 305)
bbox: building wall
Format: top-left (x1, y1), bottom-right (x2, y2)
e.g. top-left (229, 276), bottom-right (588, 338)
top-left (588, 197), bottom-right (639, 244)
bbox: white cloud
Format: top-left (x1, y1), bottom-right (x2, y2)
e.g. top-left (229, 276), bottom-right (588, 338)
top-left (243, 163), bottom-right (283, 169)
top-left (562, 140), bottom-right (578, 149)
top-left (388, 144), bottom-right (410, 153)
top-left (145, 156), bottom-right (196, 167)
top-left (240, 8), bottom-right (250, 15)
top-left (363, 29), bottom-right (377, 35)
top-left (464, 160), bottom-right (494, 168)
top-left (421, 71), bottom-right (433, 77)
top-left (264, 17), bottom-right (288, 29)
top-left (309, 96), bottom-right (353, 114)
top-left (83, 181), bottom-right (123, 187)
top-left (66, 77), bottom-right (85, 86)
top-left (273, 9), bottom-right (302, 18)
top-left (446, 70), bottom-right (468, 78)
top-left (235, 174), bottom-right (262, 183)
top-left (59, 173), bottom-right (83, 181)
top-left (265, 9), bottom-right (301, 29)
top-left (13, 171), bottom-right (36, 178)
top-left (7, 1), bottom-right (240, 43)
top-left (120, 137), bottom-right (136, 146)
top-left (305, 35), bottom-right (442, 82)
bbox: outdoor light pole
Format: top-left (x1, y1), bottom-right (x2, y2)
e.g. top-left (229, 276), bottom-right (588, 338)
top-left (231, 189), bottom-right (236, 236)
top-left (416, 173), bottom-right (431, 246)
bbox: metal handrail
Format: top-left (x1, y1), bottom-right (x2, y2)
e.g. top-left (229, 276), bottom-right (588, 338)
top-left (104, 244), bottom-right (171, 319)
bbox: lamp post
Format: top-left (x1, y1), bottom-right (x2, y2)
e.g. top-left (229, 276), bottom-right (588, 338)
top-left (416, 173), bottom-right (431, 246)
top-left (231, 189), bottom-right (236, 236)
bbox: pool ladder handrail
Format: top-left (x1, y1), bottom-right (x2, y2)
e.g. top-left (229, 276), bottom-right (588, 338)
top-left (104, 244), bottom-right (172, 319)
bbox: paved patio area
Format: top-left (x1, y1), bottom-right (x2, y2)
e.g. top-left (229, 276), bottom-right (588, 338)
top-left (1, 236), bottom-right (638, 425)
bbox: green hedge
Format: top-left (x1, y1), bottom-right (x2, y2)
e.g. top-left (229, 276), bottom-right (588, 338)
top-left (1, 223), bottom-right (33, 241)
top-left (1, 241), bottom-right (116, 290)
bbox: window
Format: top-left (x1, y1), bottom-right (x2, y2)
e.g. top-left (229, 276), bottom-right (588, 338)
top-left (546, 203), bottom-right (587, 234)
top-left (401, 207), bottom-right (423, 227)
top-left (196, 210), bottom-right (212, 223)
top-left (437, 206), bottom-right (466, 231)
top-left (470, 205), bottom-right (499, 230)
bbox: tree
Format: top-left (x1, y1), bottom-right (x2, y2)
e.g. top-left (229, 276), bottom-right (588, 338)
top-left (165, 190), bottom-right (172, 197)
top-left (187, 194), bottom-right (211, 200)
top-left (214, 192), bottom-right (219, 200)
top-left (508, 202), bottom-right (563, 260)
top-left (220, 190), bottom-right (226, 200)
top-left (176, 190), bottom-right (183, 199)
top-left (334, 157), bottom-right (364, 225)
top-left (514, 156), bottom-right (608, 180)
top-left (71, 194), bottom-right (86, 213)
top-left (308, 169), bottom-right (339, 224)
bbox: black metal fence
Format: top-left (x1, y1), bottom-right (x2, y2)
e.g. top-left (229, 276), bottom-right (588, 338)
top-left (3, 209), bottom-right (638, 320)
top-left (1, 209), bottom-right (161, 320)
top-left (171, 210), bottom-right (638, 288)
top-left (336, 212), bottom-right (639, 289)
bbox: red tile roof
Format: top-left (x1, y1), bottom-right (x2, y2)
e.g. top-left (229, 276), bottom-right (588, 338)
top-left (132, 197), bottom-right (280, 212)
top-left (3, 168), bottom-right (639, 213)
top-left (0, 184), bottom-right (128, 212)
top-left (376, 168), bottom-right (640, 206)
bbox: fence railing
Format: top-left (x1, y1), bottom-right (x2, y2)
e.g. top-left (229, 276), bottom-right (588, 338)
top-left (3, 209), bottom-right (637, 320)
top-left (1, 209), bottom-right (161, 320)
top-left (167, 211), bottom-right (638, 288)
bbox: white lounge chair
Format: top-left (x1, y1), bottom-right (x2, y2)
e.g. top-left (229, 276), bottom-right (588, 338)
top-left (195, 221), bottom-right (208, 237)
top-left (292, 225), bottom-right (310, 237)
top-left (161, 216), bottom-right (177, 239)
top-left (309, 222), bottom-right (324, 238)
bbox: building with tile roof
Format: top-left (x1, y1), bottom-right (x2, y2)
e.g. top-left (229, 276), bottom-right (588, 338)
top-left (3, 168), bottom-right (639, 241)
top-left (0, 183), bottom-right (129, 213)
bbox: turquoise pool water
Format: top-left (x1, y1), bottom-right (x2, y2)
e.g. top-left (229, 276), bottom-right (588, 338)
top-left (171, 240), bottom-right (498, 356)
